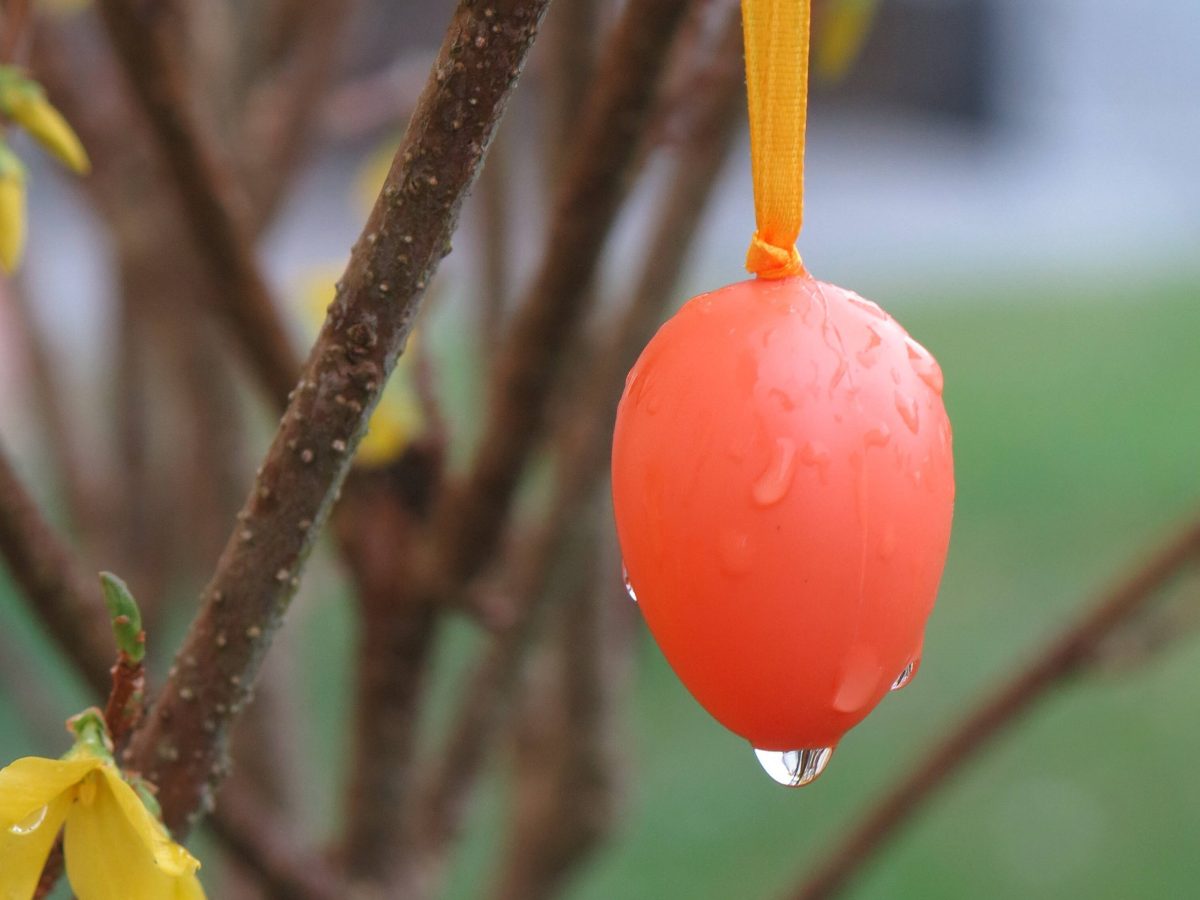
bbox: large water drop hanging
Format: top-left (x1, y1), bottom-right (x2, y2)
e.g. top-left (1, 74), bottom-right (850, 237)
top-left (890, 660), bottom-right (917, 691)
top-left (753, 746), bottom-right (834, 787)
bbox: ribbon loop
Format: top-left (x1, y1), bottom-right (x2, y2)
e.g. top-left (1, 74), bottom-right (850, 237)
top-left (742, 0), bottom-right (811, 279)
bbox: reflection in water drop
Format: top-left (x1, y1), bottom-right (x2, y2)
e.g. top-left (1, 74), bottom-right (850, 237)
top-left (621, 564), bottom-right (638, 604)
top-left (752, 437), bottom-right (798, 507)
top-left (891, 660), bottom-right (918, 691)
top-left (864, 423), bottom-right (892, 448)
top-left (754, 747), bottom-right (834, 787)
top-left (9, 805), bottom-right (49, 836)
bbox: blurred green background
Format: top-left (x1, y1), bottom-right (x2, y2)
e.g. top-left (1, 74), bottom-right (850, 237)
top-left (4, 271), bottom-right (1197, 898)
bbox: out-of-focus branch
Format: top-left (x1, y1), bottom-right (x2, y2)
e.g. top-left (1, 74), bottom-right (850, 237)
top-left (402, 11), bottom-right (745, 889)
top-left (0, 443), bottom-right (113, 694)
top-left (474, 115), bottom-right (511, 357)
top-left (238, 0), bottom-right (352, 231)
top-left (94, 0), bottom-right (301, 408)
top-left (429, 0), bottom-right (694, 598)
top-left (210, 787), bottom-right (343, 900)
top-left (120, 0), bottom-right (551, 836)
top-left (790, 514), bottom-right (1200, 900)
top-left (0, 0), bottom-right (30, 62)
top-left (492, 525), bottom-right (626, 900)
top-left (2, 278), bottom-right (101, 538)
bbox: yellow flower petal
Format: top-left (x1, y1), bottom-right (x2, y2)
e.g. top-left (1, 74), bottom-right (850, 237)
top-left (0, 791), bottom-right (73, 900)
top-left (64, 768), bottom-right (203, 900)
top-left (5, 91), bottom-right (90, 174)
top-left (0, 756), bottom-right (98, 824)
top-left (0, 171), bottom-right (26, 274)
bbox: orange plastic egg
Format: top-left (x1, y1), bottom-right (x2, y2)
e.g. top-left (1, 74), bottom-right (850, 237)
top-left (611, 274), bottom-right (953, 781)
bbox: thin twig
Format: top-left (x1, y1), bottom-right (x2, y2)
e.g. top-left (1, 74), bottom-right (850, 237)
top-left (238, 0), bottom-right (352, 232)
top-left (428, 0), bottom-right (695, 597)
top-left (119, 0), bottom-right (551, 836)
top-left (790, 514), bottom-right (1200, 900)
top-left (405, 12), bottom-right (745, 886)
top-left (94, 0), bottom-right (302, 408)
top-left (492, 522), bottom-right (624, 900)
top-left (0, 0), bottom-right (30, 62)
top-left (0, 443), bottom-right (113, 694)
top-left (209, 787), bottom-right (343, 900)
top-left (2, 278), bottom-right (101, 539)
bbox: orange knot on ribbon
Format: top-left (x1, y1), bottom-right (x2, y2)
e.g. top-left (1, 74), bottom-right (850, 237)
top-left (746, 231), bottom-right (805, 280)
top-left (742, 0), bottom-right (811, 280)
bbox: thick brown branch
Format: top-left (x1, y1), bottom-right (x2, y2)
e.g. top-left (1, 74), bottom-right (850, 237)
top-left (120, 0), bottom-right (550, 836)
top-left (94, 0), bottom-right (301, 408)
top-left (790, 514), bottom-right (1200, 900)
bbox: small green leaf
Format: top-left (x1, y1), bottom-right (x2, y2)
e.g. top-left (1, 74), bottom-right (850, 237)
top-left (100, 571), bottom-right (145, 663)
top-left (66, 707), bottom-right (114, 760)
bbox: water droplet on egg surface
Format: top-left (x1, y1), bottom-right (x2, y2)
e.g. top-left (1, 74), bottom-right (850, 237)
top-left (752, 437), bottom-right (798, 507)
top-left (754, 747), bottom-right (834, 787)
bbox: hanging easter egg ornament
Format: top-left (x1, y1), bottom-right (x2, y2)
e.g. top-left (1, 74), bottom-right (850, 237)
top-left (611, 0), bottom-right (954, 786)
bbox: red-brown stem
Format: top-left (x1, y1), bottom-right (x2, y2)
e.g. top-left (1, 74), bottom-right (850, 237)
top-left (790, 514), bottom-right (1200, 900)
top-left (104, 650), bottom-right (146, 745)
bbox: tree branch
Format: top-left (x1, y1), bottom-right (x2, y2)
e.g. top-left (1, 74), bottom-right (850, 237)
top-left (402, 11), bottom-right (745, 887)
top-left (0, 443), bottom-right (113, 694)
top-left (119, 0), bottom-right (551, 836)
top-left (428, 0), bottom-right (694, 597)
top-left (94, 0), bottom-right (302, 408)
top-left (789, 514), bottom-right (1200, 900)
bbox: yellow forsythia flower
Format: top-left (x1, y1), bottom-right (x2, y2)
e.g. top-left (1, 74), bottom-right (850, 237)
top-left (815, 0), bottom-right (881, 82)
top-left (0, 142), bottom-right (26, 273)
top-left (0, 72), bottom-right (90, 175)
top-left (299, 267), bottom-right (423, 466)
top-left (0, 747), bottom-right (205, 899)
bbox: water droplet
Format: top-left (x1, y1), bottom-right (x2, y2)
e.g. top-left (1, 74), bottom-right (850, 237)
top-left (752, 437), bottom-right (797, 507)
top-left (754, 747), bottom-right (834, 787)
top-left (768, 387), bottom-right (796, 412)
top-left (621, 564), bottom-right (638, 604)
top-left (799, 440), bottom-right (832, 484)
top-left (856, 327), bottom-right (883, 368)
top-left (891, 658), bottom-right (920, 691)
top-left (894, 391), bottom-right (920, 434)
top-left (9, 805), bottom-right (48, 836)
top-left (864, 423), bottom-right (891, 448)
top-left (905, 338), bottom-right (944, 395)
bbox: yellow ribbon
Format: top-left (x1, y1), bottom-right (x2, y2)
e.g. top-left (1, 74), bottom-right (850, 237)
top-left (742, 0), bottom-right (810, 279)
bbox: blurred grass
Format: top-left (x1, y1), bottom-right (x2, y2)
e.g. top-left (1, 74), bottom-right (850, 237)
top-left (1, 273), bottom-right (1197, 898)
